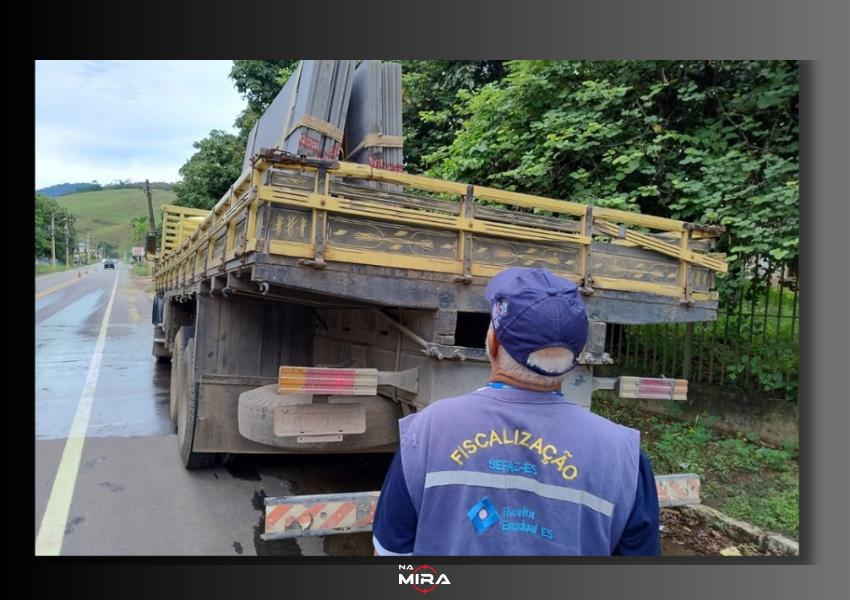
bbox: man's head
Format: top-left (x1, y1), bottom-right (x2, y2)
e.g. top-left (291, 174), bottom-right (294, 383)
top-left (485, 268), bottom-right (589, 384)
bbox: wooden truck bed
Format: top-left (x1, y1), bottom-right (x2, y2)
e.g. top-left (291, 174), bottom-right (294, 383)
top-left (154, 149), bottom-right (726, 325)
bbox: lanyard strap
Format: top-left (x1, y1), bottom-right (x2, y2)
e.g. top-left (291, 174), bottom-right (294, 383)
top-left (485, 382), bottom-right (564, 397)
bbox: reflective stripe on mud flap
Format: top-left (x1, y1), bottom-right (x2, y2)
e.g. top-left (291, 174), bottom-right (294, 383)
top-left (424, 471), bottom-right (615, 517)
top-left (261, 474), bottom-right (700, 539)
top-left (263, 491), bottom-right (380, 540)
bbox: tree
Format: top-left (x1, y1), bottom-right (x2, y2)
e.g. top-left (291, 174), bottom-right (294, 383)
top-left (173, 130), bottom-right (245, 210)
top-left (99, 241), bottom-right (117, 258)
top-left (131, 214), bottom-right (149, 246)
top-left (229, 60), bottom-right (300, 143)
top-left (35, 193), bottom-right (75, 261)
top-left (422, 60), bottom-right (799, 297)
top-left (172, 62), bottom-right (299, 211)
top-left (230, 60), bottom-right (299, 117)
top-left (228, 60), bottom-right (509, 174)
top-left (394, 60), bottom-right (507, 174)
top-left (131, 213), bottom-right (161, 258)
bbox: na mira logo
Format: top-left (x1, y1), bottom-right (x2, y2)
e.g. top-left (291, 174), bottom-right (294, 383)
top-left (399, 564), bottom-right (451, 593)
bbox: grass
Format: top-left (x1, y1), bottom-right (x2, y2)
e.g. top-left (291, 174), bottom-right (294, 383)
top-left (54, 187), bottom-right (177, 258)
top-left (593, 392), bottom-right (799, 540)
top-left (35, 263), bottom-right (91, 276)
top-left (130, 262), bottom-right (157, 295)
top-left (131, 262), bottom-right (153, 277)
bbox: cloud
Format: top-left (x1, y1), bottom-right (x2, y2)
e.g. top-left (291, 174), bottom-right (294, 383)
top-left (35, 60), bottom-right (248, 189)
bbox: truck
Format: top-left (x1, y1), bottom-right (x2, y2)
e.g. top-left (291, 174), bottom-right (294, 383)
top-left (147, 60), bottom-right (727, 542)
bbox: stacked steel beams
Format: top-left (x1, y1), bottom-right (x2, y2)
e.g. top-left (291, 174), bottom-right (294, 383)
top-left (344, 61), bottom-right (404, 190)
top-left (243, 60), bottom-right (357, 171)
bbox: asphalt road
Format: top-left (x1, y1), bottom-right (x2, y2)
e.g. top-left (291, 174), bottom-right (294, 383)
top-left (35, 262), bottom-right (393, 557)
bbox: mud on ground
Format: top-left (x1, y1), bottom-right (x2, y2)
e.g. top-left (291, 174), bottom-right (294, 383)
top-left (660, 508), bottom-right (771, 556)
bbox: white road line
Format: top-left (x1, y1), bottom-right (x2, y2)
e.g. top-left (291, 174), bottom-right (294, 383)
top-left (36, 270), bottom-right (121, 556)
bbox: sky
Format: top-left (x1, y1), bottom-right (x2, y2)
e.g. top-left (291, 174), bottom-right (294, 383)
top-left (35, 60), bottom-right (248, 191)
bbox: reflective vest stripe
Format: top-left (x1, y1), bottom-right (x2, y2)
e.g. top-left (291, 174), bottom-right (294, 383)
top-left (424, 470), bottom-right (615, 517)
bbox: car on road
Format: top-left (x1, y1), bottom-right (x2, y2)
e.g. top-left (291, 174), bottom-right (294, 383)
top-left (104, 260), bottom-right (115, 269)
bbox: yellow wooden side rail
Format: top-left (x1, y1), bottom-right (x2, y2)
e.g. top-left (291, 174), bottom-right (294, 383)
top-left (159, 204), bottom-right (210, 255)
top-left (154, 149), bottom-right (727, 302)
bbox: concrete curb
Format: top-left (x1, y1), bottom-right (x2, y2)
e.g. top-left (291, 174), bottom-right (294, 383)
top-left (675, 504), bottom-right (799, 556)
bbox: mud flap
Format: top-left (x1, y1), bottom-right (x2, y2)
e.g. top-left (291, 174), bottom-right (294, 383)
top-left (262, 474), bottom-right (701, 539)
top-left (263, 491), bottom-right (380, 541)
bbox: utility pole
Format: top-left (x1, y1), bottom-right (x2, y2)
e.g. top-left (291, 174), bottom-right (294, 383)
top-left (87, 232), bottom-right (91, 264)
top-left (64, 217), bottom-right (75, 267)
top-left (145, 179), bottom-right (158, 275)
top-left (50, 211), bottom-right (57, 269)
top-left (145, 180), bottom-right (156, 239)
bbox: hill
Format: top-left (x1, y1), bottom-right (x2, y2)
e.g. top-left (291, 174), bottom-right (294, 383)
top-left (56, 187), bottom-right (179, 257)
top-left (37, 182), bottom-right (100, 198)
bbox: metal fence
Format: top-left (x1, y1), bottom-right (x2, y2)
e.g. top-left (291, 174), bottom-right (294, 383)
top-left (606, 256), bottom-right (800, 400)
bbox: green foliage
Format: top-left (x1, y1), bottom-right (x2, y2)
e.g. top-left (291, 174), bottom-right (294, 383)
top-left (646, 421), bottom-right (715, 476)
top-left (36, 263), bottom-right (77, 276)
top-left (617, 280), bottom-right (798, 400)
top-left (229, 60), bottom-right (300, 144)
top-left (721, 472), bottom-right (799, 539)
top-left (644, 421), bottom-right (798, 539)
top-left (229, 60), bottom-right (299, 118)
top-left (173, 130), bottom-right (244, 210)
top-left (172, 61), bottom-right (302, 214)
top-left (423, 60), bottom-right (798, 294)
top-left (592, 394), bottom-right (798, 539)
top-left (224, 60), bottom-right (509, 175)
top-left (394, 60), bottom-right (507, 174)
top-left (131, 214), bottom-right (149, 246)
top-left (172, 60), bottom-right (800, 287)
top-left (132, 262), bottom-right (153, 278)
top-left (721, 287), bottom-right (798, 400)
top-left (35, 193), bottom-right (76, 261)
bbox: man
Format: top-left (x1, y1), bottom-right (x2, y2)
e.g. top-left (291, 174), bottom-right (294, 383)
top-left (372, 267), bottom-right (660, 556)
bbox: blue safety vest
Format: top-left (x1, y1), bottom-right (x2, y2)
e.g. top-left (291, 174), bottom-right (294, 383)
top-left (398, 386), bottom-right (641, 555)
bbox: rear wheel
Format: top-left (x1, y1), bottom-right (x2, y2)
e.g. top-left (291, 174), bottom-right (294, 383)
top-left (169, 327), bottom-right (193, 424)
top-left (238, 384), bottom-right (402, 451)
top-left (152, 299), bottom-right (170, 363)
top-left (177, 337), bottom-right (217, 469)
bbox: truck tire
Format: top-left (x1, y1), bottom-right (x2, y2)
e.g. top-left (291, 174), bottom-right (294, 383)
top-left (177, 337), bottom-right (217, 469)
top-left (169, 327), bottom-right (193, 424)
top-left (152, 299), bottom-right (170, 363)
top-left (238, 384), bottom-right (403, 452)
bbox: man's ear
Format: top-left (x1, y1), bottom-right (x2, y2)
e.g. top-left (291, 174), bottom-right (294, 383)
top-left (487, 328), bottom-right (499, 360)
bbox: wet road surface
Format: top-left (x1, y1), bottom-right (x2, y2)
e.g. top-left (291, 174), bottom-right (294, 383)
top-left (35, 264), bottom-right (393, 556)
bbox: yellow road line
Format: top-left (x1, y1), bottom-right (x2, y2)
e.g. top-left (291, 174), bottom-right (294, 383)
top-left (35, 270), bottom-right (120, 556)
top-left (35, 271), bottom-right (90, 300)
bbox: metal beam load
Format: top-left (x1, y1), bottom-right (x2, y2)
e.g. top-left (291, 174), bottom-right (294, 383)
top-left (344, 60), bottom-right (404, 191)
top-left (243, 60), bottom-right (357, 172)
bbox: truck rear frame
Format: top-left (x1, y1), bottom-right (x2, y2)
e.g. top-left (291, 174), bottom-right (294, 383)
top-left (151, 149), bottom-right (726, 470)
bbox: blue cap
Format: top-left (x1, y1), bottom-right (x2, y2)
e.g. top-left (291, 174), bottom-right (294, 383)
top-left (485, 267), bottom-right (589, 376)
